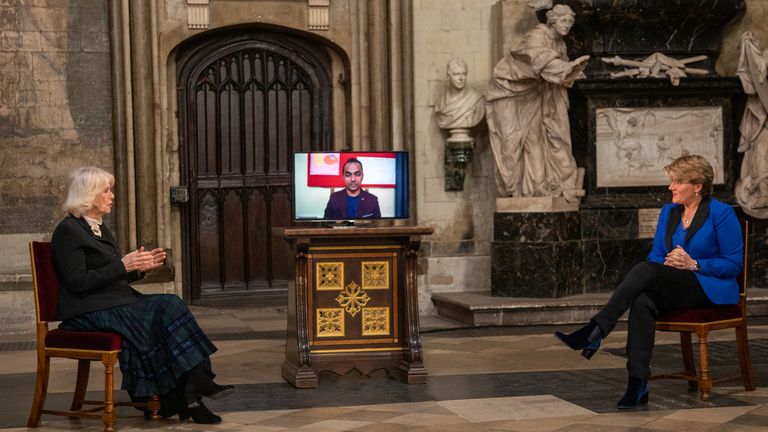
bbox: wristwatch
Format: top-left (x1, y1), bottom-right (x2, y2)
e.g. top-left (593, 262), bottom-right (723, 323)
top-left (692, 260), bottom-right (701, 272)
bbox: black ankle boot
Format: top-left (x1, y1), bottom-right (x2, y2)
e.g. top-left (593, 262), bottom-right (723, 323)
top-left (179, 399), bottom-right (222, 424)
top-left (554, 319), bottom-right (603, 359)
top-left (185, 364), bottom-right (235, 401)
top-left (617, 377), bottom-right (650, 409)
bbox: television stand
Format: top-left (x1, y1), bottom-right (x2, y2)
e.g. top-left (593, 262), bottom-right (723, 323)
top-left (275, 226), bottom-right (433, 388)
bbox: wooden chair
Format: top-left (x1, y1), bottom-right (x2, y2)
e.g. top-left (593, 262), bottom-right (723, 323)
top-left (651, 219), bottom-right (756, 400)
top-left (26, 241), bottom-right (159, 432)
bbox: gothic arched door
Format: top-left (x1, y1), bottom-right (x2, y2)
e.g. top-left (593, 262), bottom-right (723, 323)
top-left (176, 29), bottom-right (333, 304)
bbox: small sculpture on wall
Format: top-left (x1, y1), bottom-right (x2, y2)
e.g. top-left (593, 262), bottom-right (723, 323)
top-left (735, 31), bottom-right (768, 219)
top-left (434, 58), bottom-right (486, 191)
top-left (601, 53), bottom-right (709, 86)
top-left (486, 4), bottom-right (587, 205)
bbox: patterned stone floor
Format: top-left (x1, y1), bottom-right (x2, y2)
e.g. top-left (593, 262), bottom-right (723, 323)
top-left (1, 306), bottom-right (767, 431)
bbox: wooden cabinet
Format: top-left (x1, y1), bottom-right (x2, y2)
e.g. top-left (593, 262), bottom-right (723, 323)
top-left (276, 226), bottom-right (433, 388)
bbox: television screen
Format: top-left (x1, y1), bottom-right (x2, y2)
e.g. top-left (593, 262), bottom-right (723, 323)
top-left (293, 151), bottom-right (409, 221)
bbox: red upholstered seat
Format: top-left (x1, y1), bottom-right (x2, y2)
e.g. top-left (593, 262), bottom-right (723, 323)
top-left (651, 219), bottom-right (755, 401)
top-left (46, 329), bottom-right (123, 351)
top-left (656, 304), bottom-right (742, 324)
top-left (27, 241), bottom-right (159, 432)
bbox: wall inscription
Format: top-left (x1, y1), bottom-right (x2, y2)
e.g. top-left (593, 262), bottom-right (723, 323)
top-left (596, 107), bottom-right (725, 187)
top-left (638, 208), bottom-right (662, 239)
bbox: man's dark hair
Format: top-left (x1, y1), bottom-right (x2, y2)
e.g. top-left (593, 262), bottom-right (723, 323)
top-left (343, 158), bottom-right (363, 173)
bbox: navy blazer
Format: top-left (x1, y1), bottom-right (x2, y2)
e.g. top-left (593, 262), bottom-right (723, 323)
top-left (323, 189), bottom-right (381, 220)
top-left (648, 198), bottom-right (743, 305)
top-left (51, 215), bottom-right (143, 320)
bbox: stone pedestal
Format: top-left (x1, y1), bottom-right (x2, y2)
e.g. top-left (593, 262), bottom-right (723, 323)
top-left (492, 210), bottom-right (582, 298)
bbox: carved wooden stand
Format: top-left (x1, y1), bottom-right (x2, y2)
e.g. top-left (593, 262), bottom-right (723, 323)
top-left (277, 226), bottom-right (433, 388)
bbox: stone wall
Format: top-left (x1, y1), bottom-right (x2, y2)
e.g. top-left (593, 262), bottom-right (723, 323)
top-left (413, 0), bottom-right (499, 314)
top-left (0, 0), bottom-right (113, 333)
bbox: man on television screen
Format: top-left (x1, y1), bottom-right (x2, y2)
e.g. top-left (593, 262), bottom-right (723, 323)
top-left (323, 158), bottom-right (381, 219)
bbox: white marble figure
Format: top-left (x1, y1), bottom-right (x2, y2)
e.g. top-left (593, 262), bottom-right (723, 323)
top-left (735, 31), bottom-right (768, 218)
top-left (486, 4), bottom-right (588, 203)
top-left (434, 58), bottom-right (485, 142)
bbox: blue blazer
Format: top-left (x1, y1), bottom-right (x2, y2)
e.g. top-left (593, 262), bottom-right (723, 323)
top-left (648, 198), bottom-right (743, 305)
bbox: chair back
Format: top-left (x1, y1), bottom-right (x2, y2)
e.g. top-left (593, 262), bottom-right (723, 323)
top-left (29, 241), bottom-right (60, 323)
top-left (739, 219), bottom-right (749, 316)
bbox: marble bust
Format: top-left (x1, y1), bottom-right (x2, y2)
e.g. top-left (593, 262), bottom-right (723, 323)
top-left (434, 58), bottom-right (485, 139)
top-left (735, 31), bottom-right (768, 219)
top-left (486, 4), bottom-right (587, 204)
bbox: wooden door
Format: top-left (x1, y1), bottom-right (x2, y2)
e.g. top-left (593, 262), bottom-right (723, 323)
top-left (177, 30), bottom-right (332, 304)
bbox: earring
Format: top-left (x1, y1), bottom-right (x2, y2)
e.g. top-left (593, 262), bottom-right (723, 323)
top-left (695, 192), bottom-right (699, 196)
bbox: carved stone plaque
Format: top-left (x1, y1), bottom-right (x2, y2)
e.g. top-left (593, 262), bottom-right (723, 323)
top-left (638, 208), bottom-right (662, 239)
top-left (596, 107), bottom-right (725, 187)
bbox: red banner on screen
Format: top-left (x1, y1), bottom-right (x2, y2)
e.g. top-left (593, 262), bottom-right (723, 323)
top-left (307, 152), bottom-right (397, 188)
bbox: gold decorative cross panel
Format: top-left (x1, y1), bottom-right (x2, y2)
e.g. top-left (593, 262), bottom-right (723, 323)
top-left (316, 308), bottom-right (345, 337)
top-left (335, 281), bottom-right (371, 317)
top-left (362, 261), bottom-right (389, 289)
top-left (362, 307), bottom-right (390, 336)
top-left (317, 262), bottom-right (344, 291)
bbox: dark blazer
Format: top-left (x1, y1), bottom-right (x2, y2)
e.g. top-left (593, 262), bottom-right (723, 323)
top-left (323, 189), bottom-right (381, 220)
top-left (648, 198), bottom-right (743, 305)
top-left (51, 215), bottom-right (143, 320)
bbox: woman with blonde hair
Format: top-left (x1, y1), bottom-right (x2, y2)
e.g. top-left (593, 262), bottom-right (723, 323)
top-left (555, 155), bottom-right (743, 409)
top-left (52, 166), bottom-right (232, 424)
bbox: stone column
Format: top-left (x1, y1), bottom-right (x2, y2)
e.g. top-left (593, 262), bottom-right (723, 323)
top-left (367, 0), bottom-right (390, 151)
top-left (107, 0), bottom-right (128, 247)
top-left (129, 0), bottom-right (157, 248)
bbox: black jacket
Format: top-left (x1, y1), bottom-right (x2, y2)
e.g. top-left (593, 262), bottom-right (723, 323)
top-left (51, 215), bottom-right (143, 320)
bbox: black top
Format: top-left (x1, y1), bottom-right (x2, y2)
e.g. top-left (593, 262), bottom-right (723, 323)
top-left (51, 215), bottom-right (143, 320)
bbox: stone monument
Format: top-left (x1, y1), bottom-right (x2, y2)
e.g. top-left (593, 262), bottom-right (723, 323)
top-left (735, 31), bottom-right (768, 219)
top-left (434, 58), bottom-right (485, 191)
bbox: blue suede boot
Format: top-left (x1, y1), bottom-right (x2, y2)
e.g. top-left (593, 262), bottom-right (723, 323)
top-left (617, 376), bottom-right (650, 409)
top-left (554, 319), bottom-right (603, 359)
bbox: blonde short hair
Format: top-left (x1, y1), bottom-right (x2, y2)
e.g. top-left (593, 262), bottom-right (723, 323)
top-left (664, 155), bottom-right (714, 199)
top-left (62, 167), bottom-right (114, 217)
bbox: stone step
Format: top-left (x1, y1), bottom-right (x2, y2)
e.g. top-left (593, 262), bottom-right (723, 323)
top-left (432, 288), bottom-right (768, 327)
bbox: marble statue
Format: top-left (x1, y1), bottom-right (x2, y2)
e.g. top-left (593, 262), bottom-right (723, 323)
top-left (486, 4), bottom-right (588, 203)
top-left (434, 58), bottom-right (485, 141)
top-left (735, 31), bottom-right (768, 218)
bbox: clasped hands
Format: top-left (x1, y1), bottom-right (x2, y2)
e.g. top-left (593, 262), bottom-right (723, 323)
top-left (122, 247), bottom-right (167, 273)
top-left (664, 245), bottom-right (695, 271)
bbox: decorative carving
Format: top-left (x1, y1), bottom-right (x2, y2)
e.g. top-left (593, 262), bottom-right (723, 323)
top-left (362, 261), bottom-right (389, 289)
top-left (187, 0), bottom-right (210, 29)
top-left (316, 308), bottom-right (344, 337)
top-left (308, 0), bottom-right (330, 31)
top-left (335, 281), bottom-right (370, 317)
top-left (316, 262), bottom-right (344, 291)
top-left (362, 307), bottom-right (390, 336)
top-left (601, 53), bottom-right (708, 86)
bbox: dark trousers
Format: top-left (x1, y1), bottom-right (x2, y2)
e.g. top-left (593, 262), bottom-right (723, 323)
top-left (592, 261), bottom-right (713, 379)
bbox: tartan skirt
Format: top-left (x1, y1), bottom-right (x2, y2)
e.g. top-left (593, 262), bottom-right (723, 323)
top-left (60, 293), bottom-right (217, 398)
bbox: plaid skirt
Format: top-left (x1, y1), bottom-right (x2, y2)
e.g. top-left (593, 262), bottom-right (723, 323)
top-left (60, 293), bottom-right (217, 398)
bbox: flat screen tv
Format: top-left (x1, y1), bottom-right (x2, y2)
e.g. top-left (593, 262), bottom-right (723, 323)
top-left (293, 151), bottom-right (409, 222)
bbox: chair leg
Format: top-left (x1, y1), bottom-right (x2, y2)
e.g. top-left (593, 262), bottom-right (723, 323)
top-left (735, 325), bottom-right (756, 391)
top-left (696, 329), bottom-right (711, 401)
top-left (101, 354), bottom-right (117, 432)
top-left (147, 395), bottom-right (161, 421)
top-left (27, 354), bottom-right (51, 427)
top-left (70, 359), bottom-right (91, 416)
top-left (679, 332), bottom-right (697, 391)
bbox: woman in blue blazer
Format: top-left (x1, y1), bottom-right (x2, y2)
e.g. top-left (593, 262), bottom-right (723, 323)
top-left (555, 155), bottom-right (743, 409)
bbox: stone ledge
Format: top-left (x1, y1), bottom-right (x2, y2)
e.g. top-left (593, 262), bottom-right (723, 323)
top-left (432, 289), bottom-right (768, 327)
